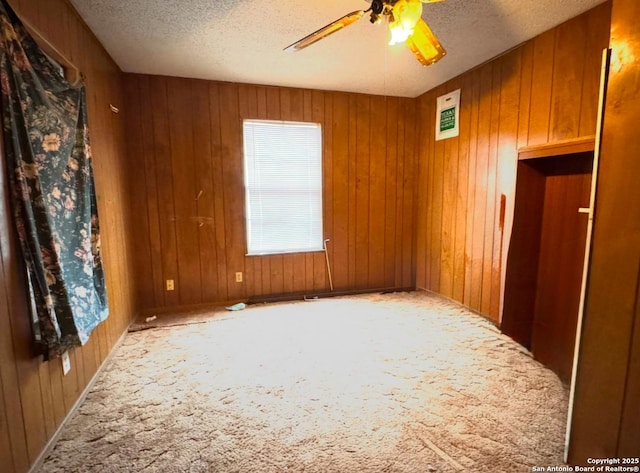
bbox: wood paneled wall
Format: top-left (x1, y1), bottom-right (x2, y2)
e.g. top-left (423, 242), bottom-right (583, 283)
top-left (124, 76), bottom-right (418, 313)
top-left (569, 0), bottom-right (640, 460)
top-left (415, 2), bottom-right (611, 322)
top-left (0, 1), bottom-right (135, 472)
top-left (0, 1), bottom-right (620, 470)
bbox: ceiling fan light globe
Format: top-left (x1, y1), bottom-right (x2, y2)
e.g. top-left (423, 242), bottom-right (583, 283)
top-left (407, 19), bottom-right (446, 66)
top-left (389, 24), bottom-right (412, 45)
top-left (388, 0), bottom-right (423, 45)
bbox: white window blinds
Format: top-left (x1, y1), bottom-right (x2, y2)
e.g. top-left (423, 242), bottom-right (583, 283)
top-left (243, 119), bottom-right (323, 255)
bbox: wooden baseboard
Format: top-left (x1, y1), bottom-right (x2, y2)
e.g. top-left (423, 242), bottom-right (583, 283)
top-left (28, 326), bottom-right (131, 473)
top-left (414, 287), bottom-right (499, 328)
top-left (139, 286), bottom-right (417, 318)
top-left (246, 286), bottom-right (416, 304)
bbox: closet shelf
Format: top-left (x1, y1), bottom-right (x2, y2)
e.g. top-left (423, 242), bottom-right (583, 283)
top-left (518, 135), bottom-right (595, 160)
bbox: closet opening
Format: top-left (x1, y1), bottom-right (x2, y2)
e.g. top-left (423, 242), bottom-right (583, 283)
top-left (502, 150), bottom-right (593, 382)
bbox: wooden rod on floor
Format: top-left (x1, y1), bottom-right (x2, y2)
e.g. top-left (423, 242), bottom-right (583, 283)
top-left (323, 239), bottom-right (334, 292)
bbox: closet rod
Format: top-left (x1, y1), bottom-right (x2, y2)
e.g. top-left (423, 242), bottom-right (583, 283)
top-left (19, 14), bottom-right (82, 86)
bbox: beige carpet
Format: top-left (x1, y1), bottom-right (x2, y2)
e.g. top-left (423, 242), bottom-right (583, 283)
top-left (37, 291), bottom-right (569, 473)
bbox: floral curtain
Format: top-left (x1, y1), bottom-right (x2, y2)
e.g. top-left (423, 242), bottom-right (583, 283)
top-left (0, 0), bottom-right (108, 359)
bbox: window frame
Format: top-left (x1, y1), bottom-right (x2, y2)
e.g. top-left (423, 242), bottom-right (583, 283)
top-left (242, 118), bottom-right (324, 257)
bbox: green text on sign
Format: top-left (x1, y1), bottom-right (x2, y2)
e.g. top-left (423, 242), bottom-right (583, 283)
top-left (440, 107), bottom-right (456, 132)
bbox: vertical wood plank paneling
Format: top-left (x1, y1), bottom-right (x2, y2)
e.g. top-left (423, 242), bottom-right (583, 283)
top-left (549, 15), bottom-right (587, 142)
top-left (480, 62), bottom-right (502, 318)
top-left (527, 29), bottom-right (556, 146)
top-left (452, 76), bottom-right (472, 302)
top-left (167, 78), bottom-right (201, 305)
top-left (430, 86), bottom-right (447, 292)
top-left (369, 95), bottom-right (387, 288)
top-left (60, 347), bottom-right (80, 414)
top-left (192, 80), bottom-right (218, 302)
top-left (0, 1), bottom-right (138, 472)
top-left (125, 76), bottom-right (156, 309)
top-left (0, 231), bottom-right (28, 473)
top-left (415, 3), bottom-right (611, 323)
top-left (424, 91), bottom-right (436, 290)
top-left (39, 0), bottom-right (65, 57)
top-left (0, 369), bottom-right (14, 472)
top-left (46, 359), bottom-right (65, 428)
top-left (439, 84), bottom-right (459, 298)
top-left (331, 92), bottom-right (349, 291)
top-left (138, 75), bottom-right (164, 308)
top-left (402, 98), bottom-right (417, 288)
top-left (384, 97), bottom-right (399, 288)
top-left (394, 98), bottom-right (407, 287)
top-left (87, 70), bottom-right (115, 361)
top-left (355, 94), bottom-right (371, 289)
top-left (578, 3), bottom-right (612, 137)
top-left (461, 70), bottom-right (481, 307)
top-left (219, 83), bottom-right (245, 302)
top-left (516, 42), bottom-right (534, 150)
top-left (209, 83), bottom-right (230, 300)
top-left (467, 65), bottom-right (492, 312)
top-left (64, 0), bottom-right (79, 65)
top-left (569, 0), bottom-right (639, 461)
top-left (14, 0), bottom-right (39, 33)
top-left (415, 96), bottom-right (428, 290)
top-left (493, 50), bottom-right (522, 320)
top-left (10, 277), bottom-right (47, 464)
top-left (150, 77), bottom-right (180, 308)
top-left (127, 78), bottom-right (420, 309)
top-left (347, 94), bottom-right (358, 289)
top-left (71, 346), bottom-right (85, 402)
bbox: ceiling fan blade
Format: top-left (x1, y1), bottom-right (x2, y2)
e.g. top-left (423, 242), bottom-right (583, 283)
top-left (406, 18), bottom-right (446, 66)
top-left (284, 10), bottom-right (366, 52)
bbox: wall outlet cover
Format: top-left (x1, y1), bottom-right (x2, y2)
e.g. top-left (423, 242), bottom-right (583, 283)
top-left (62, 351), bottom-right (71, 375)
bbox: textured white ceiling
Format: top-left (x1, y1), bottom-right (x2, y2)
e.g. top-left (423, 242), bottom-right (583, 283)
top-left (69, 0), bottom-right (606, 98)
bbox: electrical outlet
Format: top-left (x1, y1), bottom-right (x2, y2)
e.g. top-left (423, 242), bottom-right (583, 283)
top-left (235, 272), bottom-right (243, 283)
top-left (166, 279), bottom-right (175, 291)
top-left (61, 351), bottom-right (71, 375)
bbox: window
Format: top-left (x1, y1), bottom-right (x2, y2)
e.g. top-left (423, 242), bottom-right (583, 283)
top-left (243, 119), bottom-right (323, 255)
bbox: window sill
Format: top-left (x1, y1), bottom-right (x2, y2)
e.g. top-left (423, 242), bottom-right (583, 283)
top-left (246, 249), bottom-right (325, 257)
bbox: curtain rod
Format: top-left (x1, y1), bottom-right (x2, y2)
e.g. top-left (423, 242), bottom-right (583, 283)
top-left (18, 14), bottom-right (82, 86)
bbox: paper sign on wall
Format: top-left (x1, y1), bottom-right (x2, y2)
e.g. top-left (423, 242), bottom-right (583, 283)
top-left (435, 89), bottom-right (461, 141)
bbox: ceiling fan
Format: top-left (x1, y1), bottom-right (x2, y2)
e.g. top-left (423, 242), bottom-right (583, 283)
top-left (284, 0), bottom-right (446, 66)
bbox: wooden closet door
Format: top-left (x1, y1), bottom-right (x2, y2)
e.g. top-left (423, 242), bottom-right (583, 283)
top-left (531, 156), bottom-right (592, 382)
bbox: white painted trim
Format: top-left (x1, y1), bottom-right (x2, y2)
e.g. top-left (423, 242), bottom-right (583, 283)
top-left (564, 48), bottom-right (611, 463)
